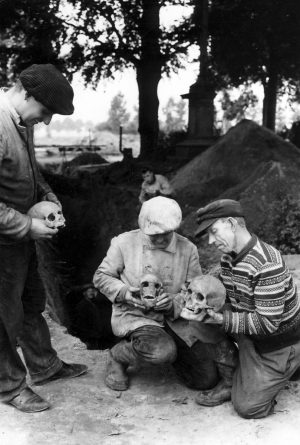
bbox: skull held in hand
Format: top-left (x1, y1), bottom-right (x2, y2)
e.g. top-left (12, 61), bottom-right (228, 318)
top-left (27, 201), bottom-right (66, 229)
top-left (140, 273), bottom-right (163, 309)
top-left (180, 275), bottom-right (226, 321)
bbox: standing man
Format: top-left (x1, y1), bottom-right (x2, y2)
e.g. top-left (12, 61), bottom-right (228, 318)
top-left (138, 167), bottom-right (174, 204)
top-left (195, 199), bottom-right (300, 418)
top-left (0, 64), bottom-right (87, 413)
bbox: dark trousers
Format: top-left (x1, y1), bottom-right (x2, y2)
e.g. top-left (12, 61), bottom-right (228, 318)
top-left (0, 241), bottom-right (62, 401)
top-left (164, 324), bottom-right (220, 390)
top-left (232, 335), bottom-right (300, 418)
top-left (116, 324), bottom-right (220, 391)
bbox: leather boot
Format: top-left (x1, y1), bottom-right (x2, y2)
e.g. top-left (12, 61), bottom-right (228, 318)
top-left (196, 339), bottom-right (238, 407)
top-left (195, 364), bottom-right (233, 406)
top-left (105, 340), bottom-right (138, 391)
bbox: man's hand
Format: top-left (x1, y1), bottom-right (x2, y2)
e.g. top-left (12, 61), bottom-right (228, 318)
top-left (43, 192), bottom-right (62, 210)
top-left (124, 287), bottom-right (145, 309)
top-left (203, 309), bottom-right (224, 325)
top-left (29, 218), bottom-right (58, 240)
top-left (154, 293), bottom-right (173, 312)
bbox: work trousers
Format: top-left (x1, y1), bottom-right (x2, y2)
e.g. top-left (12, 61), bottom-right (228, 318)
top-left (0, 241), bottom-right (62, 402)
top-left (121, 324), bottom-right (227, 390)
top-left (232, 335), bottom-right (300, 419)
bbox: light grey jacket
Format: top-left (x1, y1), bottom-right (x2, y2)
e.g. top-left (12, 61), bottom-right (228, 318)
top-left (93, 229), bottom-right (202, 338)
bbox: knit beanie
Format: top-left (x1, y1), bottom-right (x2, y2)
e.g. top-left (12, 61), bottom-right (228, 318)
top-left (20, 64), bottom-right (74, 115)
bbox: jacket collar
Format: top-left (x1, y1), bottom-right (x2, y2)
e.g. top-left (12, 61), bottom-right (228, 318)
top-left (141, 231), bottom-right (177, 253)
top-left (0, 89), bottom-right (23, 127)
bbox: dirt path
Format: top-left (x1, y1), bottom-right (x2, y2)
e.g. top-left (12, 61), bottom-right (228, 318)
top-left (1, 256), bottom-right (300, 445)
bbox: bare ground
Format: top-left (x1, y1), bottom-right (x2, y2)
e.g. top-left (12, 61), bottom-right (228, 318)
top-left (1, 256), bottom-right (300, 445)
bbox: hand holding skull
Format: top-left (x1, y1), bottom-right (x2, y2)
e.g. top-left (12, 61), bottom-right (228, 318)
top-left (28, 201), bottom-right (66, 229)
top-left (27, 201), bottom-right (66, 240)
top-left (180, 275), bottom-right (226, 323)
top-left (154, 292), bottom-right (173, 313)
top-left (139, 273), bottom-right (173, 312)
top-left (124, 286), bottom-right (146, 310)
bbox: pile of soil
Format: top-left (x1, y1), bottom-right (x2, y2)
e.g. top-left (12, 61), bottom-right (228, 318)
top-left (66, 152), bottom-right (108, 167)
top-left (171, 120), bottom-right (300, 240)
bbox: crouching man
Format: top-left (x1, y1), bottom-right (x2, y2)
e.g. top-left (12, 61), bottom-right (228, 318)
top-left (93, 197), bottom-right (236, 392)
top-left (195, 199), bottom-right (300, 419)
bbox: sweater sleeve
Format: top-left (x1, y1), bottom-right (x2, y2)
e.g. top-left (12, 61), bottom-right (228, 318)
top-left (223, 261), bottom-right (289, 336)
top-left (93, 236), bottom-right (128, 303)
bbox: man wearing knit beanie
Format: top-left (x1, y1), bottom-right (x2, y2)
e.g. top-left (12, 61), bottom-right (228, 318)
top-left (0, 64), bottom-right (87, 413)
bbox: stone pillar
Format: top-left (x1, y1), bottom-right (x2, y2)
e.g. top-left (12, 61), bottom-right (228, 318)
top-left (176, 78), bottom-right (217, 159)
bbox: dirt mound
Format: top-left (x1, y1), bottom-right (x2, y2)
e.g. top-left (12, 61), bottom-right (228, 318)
top-left (171, 120), bottom-right (300, 242)
top-left (172, 119), bottom-right (300, 208)
top-left (67, 152), bottom-right (108, 166)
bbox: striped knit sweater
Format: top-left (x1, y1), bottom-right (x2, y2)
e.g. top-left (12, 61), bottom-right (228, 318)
top-left (221, 235), bottom-right (300, 350)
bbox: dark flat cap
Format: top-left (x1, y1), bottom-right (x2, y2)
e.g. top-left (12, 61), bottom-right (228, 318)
top-left (20, 64), bottom-right (74, 115)
top-left (195, 199), bottom-right (244, 237)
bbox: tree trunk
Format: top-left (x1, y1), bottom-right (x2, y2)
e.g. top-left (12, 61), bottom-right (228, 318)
top-left (137, 0), bottom-right (162, 159)
top-left (262, 62), bottom-right (278, 131)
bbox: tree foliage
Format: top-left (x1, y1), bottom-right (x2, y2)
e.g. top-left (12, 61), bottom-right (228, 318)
top-left (0, 0), bottom-right (66, 85)
top-left (162, 97), bottom-right (187, 133)
top-left (107, 92), bottom-right (130, 133)
top-left (60, 0), bottom-right (190, 157)
top-left (209, 0), bottom-right (300, 129)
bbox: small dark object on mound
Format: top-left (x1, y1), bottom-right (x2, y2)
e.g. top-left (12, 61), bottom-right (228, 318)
top-left (67, 152), bottom-right (108, 167)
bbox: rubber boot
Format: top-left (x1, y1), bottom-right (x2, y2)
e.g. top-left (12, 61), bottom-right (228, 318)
top-left (196, 339), bottom-right (238, 407)
top-left (105, 340), bottom-right (138, 391)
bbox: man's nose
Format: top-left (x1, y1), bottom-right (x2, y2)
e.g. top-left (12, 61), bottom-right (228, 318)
top-left (43, 114), bottom-right (53, 125)
top-left (208, 233), bottom-right (215, 245)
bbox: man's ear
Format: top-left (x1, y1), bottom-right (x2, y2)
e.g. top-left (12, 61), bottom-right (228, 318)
top-left (228, 217), bottom-right (237, 231)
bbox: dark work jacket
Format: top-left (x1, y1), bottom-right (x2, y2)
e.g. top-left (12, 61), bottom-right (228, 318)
top-left (0, 90), bottom-right (52, 244)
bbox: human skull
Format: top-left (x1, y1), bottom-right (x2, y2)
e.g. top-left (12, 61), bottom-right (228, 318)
top-left (180, 275), bottom-right (226, 321)
top-left (140, 273), bottom-right (163, 309)
top-left (27, 201), bottom-right (66, 229)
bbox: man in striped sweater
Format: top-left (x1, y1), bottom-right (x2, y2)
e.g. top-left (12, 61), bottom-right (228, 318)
top-left (195, 199), bottom-right (300, 418)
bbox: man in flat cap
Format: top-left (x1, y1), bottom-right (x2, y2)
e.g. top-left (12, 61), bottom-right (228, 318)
top-left (195, 198), bottom-right (300, 418)
top-left (0, 64), bottom-right (87, 413)
top-left (94, 196), bottom-right (228, 392)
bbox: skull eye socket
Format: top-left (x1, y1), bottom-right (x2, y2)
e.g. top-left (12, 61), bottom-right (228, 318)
top-left (155, 283), bottom-right (160, 289)
top-left (47, 213), bottom-right (56, 221)
top-left (142, 281), bottom-right (149, 287)
top-left (197, 293), bottom-right (205, 301)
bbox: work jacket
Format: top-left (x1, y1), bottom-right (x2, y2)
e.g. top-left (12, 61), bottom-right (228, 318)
top-left (0, 90), bottom-right (51, 243)
top-left (93, 229), bottom-right (202, 340)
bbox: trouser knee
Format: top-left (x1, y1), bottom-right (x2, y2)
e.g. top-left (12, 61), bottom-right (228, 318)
top-left (232, 392), bottom-right (275, 419)
top-left (131, 326), bottom-right (177, 365)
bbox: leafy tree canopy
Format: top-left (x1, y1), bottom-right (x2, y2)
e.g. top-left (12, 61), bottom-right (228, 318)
top-left (209, 0), bottom-right (300, 93)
